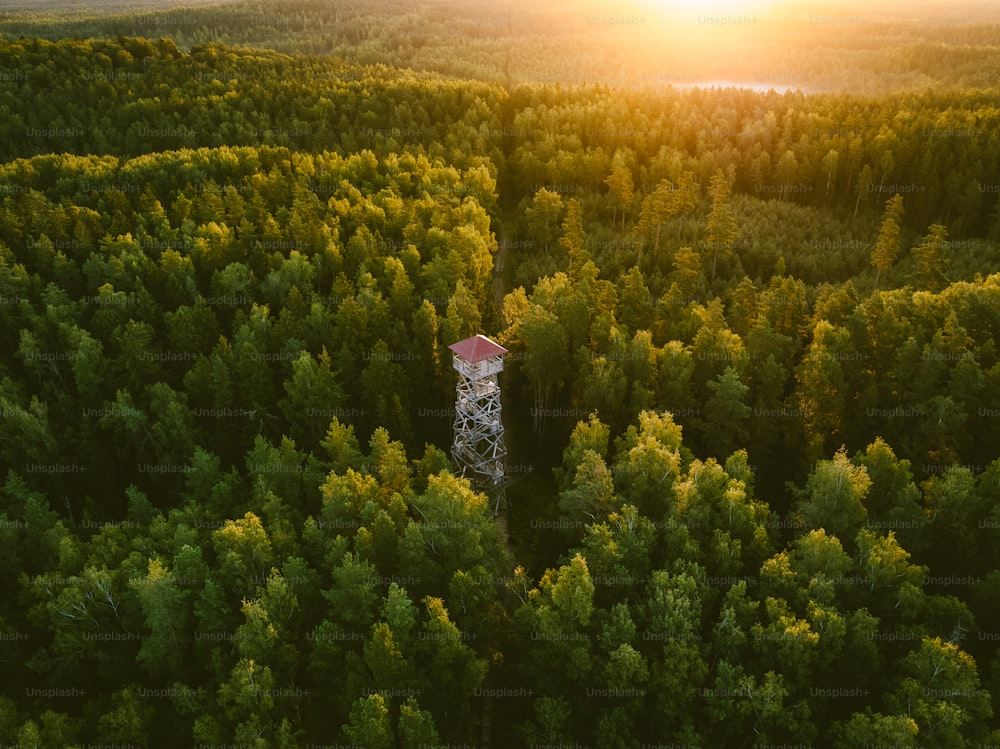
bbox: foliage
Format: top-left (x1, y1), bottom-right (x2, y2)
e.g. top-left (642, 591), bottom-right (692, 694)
top-left (0, 16), bottom-right (998, 749)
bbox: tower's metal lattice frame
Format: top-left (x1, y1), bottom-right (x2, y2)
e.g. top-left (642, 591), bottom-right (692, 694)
top-left (449, 335), bottom-right (508, 516)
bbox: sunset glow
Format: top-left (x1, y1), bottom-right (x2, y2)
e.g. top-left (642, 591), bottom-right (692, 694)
top-left (631, 0), bottom-right (774, 16)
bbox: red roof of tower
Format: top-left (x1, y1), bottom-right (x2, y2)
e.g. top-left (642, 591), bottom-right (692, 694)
top-left (448, 334), bottom-right (508, 364)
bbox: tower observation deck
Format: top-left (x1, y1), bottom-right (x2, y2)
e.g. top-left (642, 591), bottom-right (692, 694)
top-left (448, 334), bottom-right (508, 516)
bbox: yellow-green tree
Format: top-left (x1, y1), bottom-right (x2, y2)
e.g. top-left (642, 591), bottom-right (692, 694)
top-left (705, 169), bottom-right (738, 287)
top-left (871, 193), bottom-right (904, 293)
top-left (605, 160), bottom-right (634, 232)
top-left (911, 223), bottom-right (949, 291)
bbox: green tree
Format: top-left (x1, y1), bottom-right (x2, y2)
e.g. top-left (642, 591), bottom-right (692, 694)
top-left (605, 159), bottom-right (634, 232)
top-left (793, 447), bottom-right (871, 545)
top-left (656, 340), bottom-right (696, 416)
top-left (911, 223), bottom-right (950, 292)
top-left (618, 266), bottom-right (654, 334)
top-left (397, 696), bottom-right (440, 749)
top-left (853, 438), bottom-right (924, 541)
top-left (871, 193), bottom-right (904, 294)
top-left (701, 366), bottom-right (751, 461)
top-left (524, 188), bottom-right (563, 255)
top-left (559, 199), bottom-right (591, 276)
top-left (279, 347), bottom-right (345, 449)
top-left (96, 686), bottom-right (153, 748)
top-left (557, 449), bottom-right (617, 524)
top-left (611, 411), bottom-right (686, 519)
top-left (886, 637), bottom-right (994, 748)
top-left (399, 472), bottom-right (508, 591)
top-left (668, 246), bottom-right (707, 302)
top-left (853, 164), bottom-right (874, 223)
top-left (212, 512), bottom-right (275, 592)
top-left (750, 596), bottom-right (820, 690)
top-left (130, 557), bottom-right (190, 678)
top-left (324, 552), bottom-right (382, 631)
top-left (643, 568), bottom-right (703, 643)
top-left (364, 622), bottom-right (410, 693)
top-left (831, 712), bottom-right (920, 748)
top-left (920, 466), bottom-right (987, 577)
top-left (236, 569), bottom-right (300, 681)
top-left (360, 339), bottom-right (414, 449)
top-left (218, 658), bottom-right (277, 731)
top-left (517, 696), bottom-right (575, 748)
top-left (705, 169), bottom-right (738, 287)
top-left (320, 417), bottom-right (365, 474)
top-left (794, 321), bottom-right (852, 463)
top-left (557, 412), bottom-right (611, 490)
top-left (415, 596), bottom-right (488, 730)
top-left (822, 148), bottom-right (840, 199)
top-left (576, 351), bottom-right (628, 433)
top-left (145, 381), bottom-right (198, 470)
top-left (519, 304), bottom-right (570, 432)
top-left (853, 528), bottom-right (926, 619)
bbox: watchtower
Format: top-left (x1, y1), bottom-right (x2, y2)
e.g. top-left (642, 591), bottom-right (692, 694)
top-left (448, 334), bottom-right (508, 516)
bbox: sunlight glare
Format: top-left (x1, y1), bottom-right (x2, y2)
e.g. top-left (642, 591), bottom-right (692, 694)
top-left (633, 0), bottom-right (774, 18)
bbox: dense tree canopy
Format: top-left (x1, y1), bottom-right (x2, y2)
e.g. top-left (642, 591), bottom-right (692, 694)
top-left (0, 13), bottom-right (999, 748)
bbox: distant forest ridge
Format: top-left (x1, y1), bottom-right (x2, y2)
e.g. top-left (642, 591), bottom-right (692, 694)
top-left (1, 0), bottom-right (1000, 93)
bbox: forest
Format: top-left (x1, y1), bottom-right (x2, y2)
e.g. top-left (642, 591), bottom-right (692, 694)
top-left (0, 1), bottom-right (1000, 747)
top-left (4, 0), bottom-right (1000, 94)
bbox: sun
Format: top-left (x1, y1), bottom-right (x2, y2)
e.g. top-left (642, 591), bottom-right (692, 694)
top-left (631, 0), bottom-right (773, 16)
